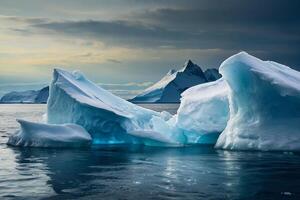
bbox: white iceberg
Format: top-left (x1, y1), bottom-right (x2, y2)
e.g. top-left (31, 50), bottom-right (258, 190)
top-left (47, 69), bottom-right (185, 146)
top-left (173, 78), bottom-right (229, 144)
top-left (7, 119), bottom-right (92, 147)
top-left (216, 52), bottom-right (300, 151)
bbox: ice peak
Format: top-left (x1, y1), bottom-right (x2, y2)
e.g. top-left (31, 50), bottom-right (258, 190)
top-left (231, 51), bottom-right (253, 60)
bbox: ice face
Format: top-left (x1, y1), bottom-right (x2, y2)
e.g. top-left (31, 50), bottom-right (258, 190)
top-left (215, 52), bottom-right (300, 151)
top-left (174, 78), bottom-right (229, 144)
top-left (7, 119), bottom-right (92, 147)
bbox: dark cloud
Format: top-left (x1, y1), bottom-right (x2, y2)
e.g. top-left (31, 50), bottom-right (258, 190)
top-left (7, 0), bottom-right (300, 68)
top-left (33, 20), bottom-right (199, 48)
top-left (32, 18), bottom-right (300, 51)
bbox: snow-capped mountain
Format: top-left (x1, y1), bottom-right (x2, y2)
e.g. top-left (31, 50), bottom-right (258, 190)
top-left (0, 86), bottom-right (49, 103)
top-left (130, 60), bottom-right (220, 103)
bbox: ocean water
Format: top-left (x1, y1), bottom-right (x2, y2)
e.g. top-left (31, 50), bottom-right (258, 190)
top-left (0, 104), bottom-right (300, 200)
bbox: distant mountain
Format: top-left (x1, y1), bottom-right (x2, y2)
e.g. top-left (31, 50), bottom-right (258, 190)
top-left (130, 60), bottom-right (221, 103)
top-left (0, 86), bottom-right (49, 104)
top-left (34, 86), bottom-right (49, 103)
top-left (204, 68), bottom-right (222, 82)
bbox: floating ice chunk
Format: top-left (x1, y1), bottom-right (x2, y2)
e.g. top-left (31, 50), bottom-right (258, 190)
top-left (7, 119), bottom-right (91, 147)
top-left (174, 78), bottom-right (229, 144)
top-left (216, 52), bottom-right (300, 151)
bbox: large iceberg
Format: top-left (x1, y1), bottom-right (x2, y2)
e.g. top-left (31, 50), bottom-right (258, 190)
top-left (47, 69), bottom-right (185, 146)
top-left (7, 119), bottom-right (91, 147)
top-left (216, 52), bottom-right (300, 151)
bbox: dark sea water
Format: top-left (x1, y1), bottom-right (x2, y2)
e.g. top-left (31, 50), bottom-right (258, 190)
top-left (0, 104), bottom-right (300, 200)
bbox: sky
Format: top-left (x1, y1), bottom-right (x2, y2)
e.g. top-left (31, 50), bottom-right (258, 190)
top-left (0, 0), bottom-right (300, 98)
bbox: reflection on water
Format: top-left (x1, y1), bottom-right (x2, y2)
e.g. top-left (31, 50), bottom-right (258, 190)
top-left (1, 105), bottom-right (300, 200)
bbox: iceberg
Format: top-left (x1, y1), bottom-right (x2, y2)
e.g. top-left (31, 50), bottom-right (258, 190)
top-left (216, 52), bottom-right (300, 151)
top-left (7, 119), bottom-right (91, 147)
top-left (174, 78), bottom-right (230, 144)
top-left (47, 69), bottom-right (185, 146)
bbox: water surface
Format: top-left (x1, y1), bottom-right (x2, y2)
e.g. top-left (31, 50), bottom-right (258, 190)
top-left (0, 104), bottom-right (300, 200)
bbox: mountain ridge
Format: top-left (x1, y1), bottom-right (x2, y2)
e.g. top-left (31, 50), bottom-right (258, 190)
top-left (130, 60), bottom-right (221, 103)
top-left (0, 86), bottom-right (49, 104)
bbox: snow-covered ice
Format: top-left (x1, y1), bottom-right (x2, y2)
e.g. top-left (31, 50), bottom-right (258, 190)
top-left (216, 52), bottom-right (300, 151)
top-left (7, 119), bottom-right (92, 147)
top-left (174, 78), bottom-right (229, 144)
top-left (47, 69), bottom-right (185, 146)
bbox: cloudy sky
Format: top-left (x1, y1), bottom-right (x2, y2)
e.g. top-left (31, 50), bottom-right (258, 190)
top-left (0, 0), bottom-right (300, 98)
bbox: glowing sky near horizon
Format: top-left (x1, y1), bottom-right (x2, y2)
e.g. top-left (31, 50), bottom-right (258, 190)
top-left (0, 0), bottom-right (300, 97)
